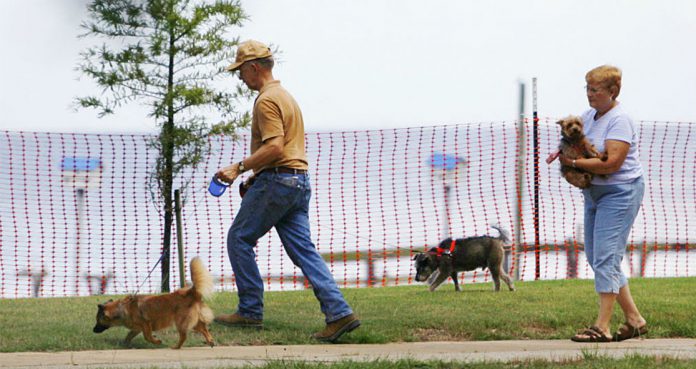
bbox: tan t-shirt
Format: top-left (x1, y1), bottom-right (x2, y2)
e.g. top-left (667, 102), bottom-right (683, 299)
top-left (250, 80), bottom-right (308, 172)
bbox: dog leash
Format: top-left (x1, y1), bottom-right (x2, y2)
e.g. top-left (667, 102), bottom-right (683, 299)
top-left (133, 251), bottom-right (167, 295)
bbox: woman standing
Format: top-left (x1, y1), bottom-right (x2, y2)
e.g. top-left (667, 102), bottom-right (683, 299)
top-left (554, 65), bottom-right (648, 342)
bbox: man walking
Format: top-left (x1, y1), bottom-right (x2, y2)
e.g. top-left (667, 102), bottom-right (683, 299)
top-left (214, 40), bottom-right (360, 342)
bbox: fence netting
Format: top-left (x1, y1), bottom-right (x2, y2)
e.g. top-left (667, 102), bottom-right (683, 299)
top-left (1, 119), bottom-right (694, 298)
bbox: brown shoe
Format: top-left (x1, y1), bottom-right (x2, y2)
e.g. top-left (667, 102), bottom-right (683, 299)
top-left (214, 313), bottom-right (263, 329)
top-left (312, 314), bottom-right (360, 343)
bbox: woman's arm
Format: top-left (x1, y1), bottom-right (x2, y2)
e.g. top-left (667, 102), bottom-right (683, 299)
top-left (559, 140), bottom-right (629, 175)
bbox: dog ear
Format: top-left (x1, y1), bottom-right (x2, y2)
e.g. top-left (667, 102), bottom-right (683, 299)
top-left (437, 239), bottom-right (451, 249)
top-left (97, 299), bottom-right (113, 309)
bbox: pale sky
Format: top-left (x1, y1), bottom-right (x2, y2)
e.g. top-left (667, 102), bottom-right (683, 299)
top-left (1, 0), bottom-right (695, 134)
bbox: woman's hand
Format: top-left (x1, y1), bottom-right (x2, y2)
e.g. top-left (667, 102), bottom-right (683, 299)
top-left (558, 154), bottom-right (573, 167)
top-left (546, 150), bottom-right (560, 164)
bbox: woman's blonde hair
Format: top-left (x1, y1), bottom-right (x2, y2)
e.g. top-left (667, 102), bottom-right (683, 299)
top-left (586, 65), bottom-right (622, 99)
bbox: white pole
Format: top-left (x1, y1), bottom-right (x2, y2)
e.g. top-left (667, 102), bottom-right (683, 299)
top-left (514, 81), bottom-right (526, 280)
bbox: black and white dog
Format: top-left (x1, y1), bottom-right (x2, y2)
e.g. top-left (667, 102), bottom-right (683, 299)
top-left (414, 225), bottom-right (515, 292)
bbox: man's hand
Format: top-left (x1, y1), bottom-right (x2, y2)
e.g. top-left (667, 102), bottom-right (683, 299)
top-left (216, 162), bottom-right (242, 183)
top-left (239, 175), bottom-right (256, 198)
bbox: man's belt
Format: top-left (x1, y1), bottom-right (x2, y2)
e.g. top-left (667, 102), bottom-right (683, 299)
top-left (259, 166), bottom-right (308, 175)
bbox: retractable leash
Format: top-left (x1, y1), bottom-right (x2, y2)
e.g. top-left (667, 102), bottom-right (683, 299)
top-left (208, 175), bottom-right (231, 197)
top-left (91, 231), bottom-right (168, 296)
top-left (132, 251), bottom-right (167, 295)
top-left (134, 187), bottom-right (212, 294)
top-left (119, 186), bottom-right (209, 296)
top-left (209, 174), bottom-right (253, 198)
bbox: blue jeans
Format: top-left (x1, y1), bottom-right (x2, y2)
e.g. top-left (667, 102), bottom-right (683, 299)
top-left (583, 177), bottom-right (644, 294)
top-left (227, 170), bottom-right (353, 322)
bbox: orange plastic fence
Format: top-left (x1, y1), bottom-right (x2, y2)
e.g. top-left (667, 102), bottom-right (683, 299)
top-left (1, 119), bottom-right (693, 298)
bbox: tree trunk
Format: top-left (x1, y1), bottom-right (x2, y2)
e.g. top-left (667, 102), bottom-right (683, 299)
top-left (161, 16), bottom-right (176, 293)
top-left (160, 119), bottom-right (175, 293)
top-left (161, 203), bottom-right (173, 292)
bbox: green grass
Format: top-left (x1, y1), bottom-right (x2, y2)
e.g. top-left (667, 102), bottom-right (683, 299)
top-left (0, 277), bottom-right (695, 352)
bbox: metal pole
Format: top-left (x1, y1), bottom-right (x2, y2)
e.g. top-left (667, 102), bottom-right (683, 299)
top-left (75, 188), bottom-right (85, 295)
top-left (533, 77), bottom-right (540, 280)
top-left (443, 181), bottom-right (451, 240)
top-left (174, 189), bottom-right (185, 288)
top-left (514, 81), bottom-right (526, 281)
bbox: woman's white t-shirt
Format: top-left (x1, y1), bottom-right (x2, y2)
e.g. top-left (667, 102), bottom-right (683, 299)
top-left (581, 103), bottom-right (643, 185)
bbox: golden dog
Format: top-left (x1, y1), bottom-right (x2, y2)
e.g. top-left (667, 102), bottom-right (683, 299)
top-left (93, 257), bottom-right (215, 349)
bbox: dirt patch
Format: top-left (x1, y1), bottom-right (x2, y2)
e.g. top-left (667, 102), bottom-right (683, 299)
top-left (412, 328), bottom-right (472, 341)
top-left (521, 325), bottom-right (558, 337)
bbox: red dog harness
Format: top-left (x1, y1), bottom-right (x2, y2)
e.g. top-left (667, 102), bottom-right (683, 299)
top-left (435, 239), bottom-right (456, 257)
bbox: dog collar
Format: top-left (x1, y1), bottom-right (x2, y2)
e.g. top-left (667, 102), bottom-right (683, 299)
top-left (436, 239), bottom-right (456, 256)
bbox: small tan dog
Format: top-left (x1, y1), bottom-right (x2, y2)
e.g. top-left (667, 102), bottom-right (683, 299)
top-left (93, 257), bottom-right (215, 349)
top-left (555, 116), bottom-right (607, 188)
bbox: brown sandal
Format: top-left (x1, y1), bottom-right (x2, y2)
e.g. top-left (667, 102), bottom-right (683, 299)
top-left (614, 322), bottom-right (648, 341)
top-left (571, 325), bottom-right (612, 343)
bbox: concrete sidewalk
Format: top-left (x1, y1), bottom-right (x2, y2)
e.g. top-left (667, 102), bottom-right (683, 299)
top-left (1, 339), bottom-right (695, 369)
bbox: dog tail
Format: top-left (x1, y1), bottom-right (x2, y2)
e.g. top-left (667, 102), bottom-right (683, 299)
top-left (190, 257), bottom-right (214, 299)
top-left (490, 224), bottom-right (510, 244)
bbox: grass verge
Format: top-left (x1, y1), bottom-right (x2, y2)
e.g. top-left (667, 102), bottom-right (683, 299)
top-left (0, 277), bottom-right (694, 352)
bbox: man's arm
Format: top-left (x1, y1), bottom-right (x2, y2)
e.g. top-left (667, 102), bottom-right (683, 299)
top-left (216, 135), bottom-right (284, 183)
